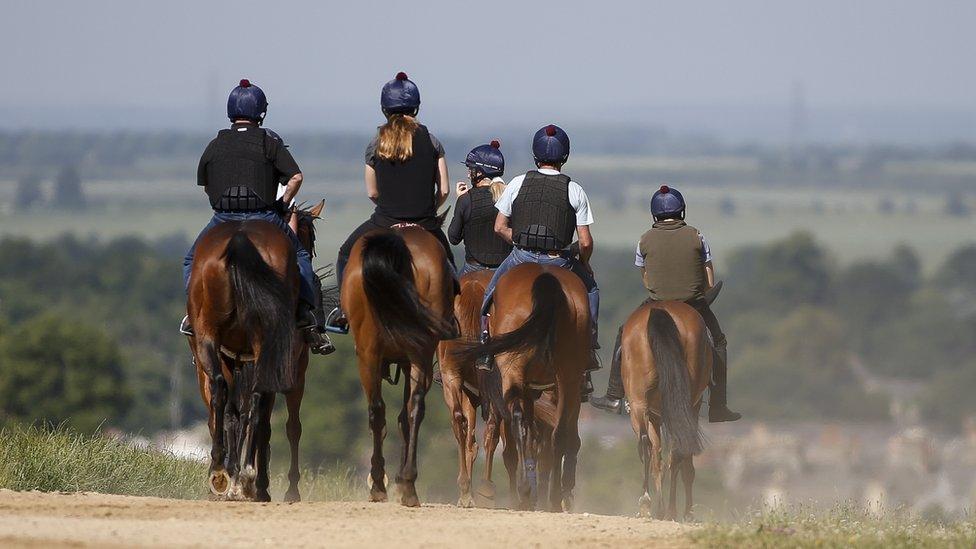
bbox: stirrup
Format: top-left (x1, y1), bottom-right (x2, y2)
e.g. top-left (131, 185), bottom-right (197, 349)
top-left (179, 315), bottom-right (194, 337)
top-left (324, 307), bottom-right (349, 335)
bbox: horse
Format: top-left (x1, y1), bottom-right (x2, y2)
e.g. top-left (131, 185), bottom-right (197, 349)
top-left (342, 224), bottom-right (457, 507)
top-left (457, 263), bottom-right (589, 512)
top-left (619, 300), bottom-right (710, 520)
top-left (189, 200), bottom-right (324, 502)
top-left (436, 269), bottom-right (511, 508)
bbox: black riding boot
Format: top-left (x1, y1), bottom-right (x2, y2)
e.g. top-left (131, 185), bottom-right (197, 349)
top-left (591, 327), bottom-right (628, 415)
top-left (301, 278), bottom-right (336, 356)
top-left (708, 343), bottom-right (741, 423)
top-left (475, 317), bottom-right (493, 371)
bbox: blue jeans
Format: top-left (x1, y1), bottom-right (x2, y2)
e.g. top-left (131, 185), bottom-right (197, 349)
top-left (458, 261), bottom-right (495, 278)
top-left (182, 210), bottom-right (316, 306)
top-left (481, 247), bottom-right (600, 346)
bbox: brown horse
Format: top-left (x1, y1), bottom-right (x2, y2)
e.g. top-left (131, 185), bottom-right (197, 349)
top-left (189, 201), bottom-right (324, 502)
top-left (342, 224), bottom-right (457, 507)
top-left (620, 300), bottom-right (710, 520)
top-left (458, 263), bottom-right (589, 511)
top-left (437, 269), bottom-right (512, 508)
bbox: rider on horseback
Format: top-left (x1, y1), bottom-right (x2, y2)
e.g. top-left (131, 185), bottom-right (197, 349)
top-left (449, 140), bottom-right (512, 276)
top-left (181, 79), bottom-right (334, 355)
top-left (477, 124), bottom-right (601, 398)
top-left (327, 72), bottom-right (455, 334)
top-left (590, 185), bottom-right (741, 422)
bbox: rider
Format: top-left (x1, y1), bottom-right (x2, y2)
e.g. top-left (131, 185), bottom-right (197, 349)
top-left (448, 140), bottom-right (512, 276)
top-left (477, 124), bottom-right (601, 399)
top-left (590, 185), bottom-right (741, 422)
top-left (327, 72), bottom-right (454, 333)
top-left (180, 79), bottom-right (334, 355)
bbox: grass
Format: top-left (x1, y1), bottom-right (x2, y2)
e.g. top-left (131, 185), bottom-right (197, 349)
top-left (0, 423), bottom-right (207, 499)
top-left (691, 504), bottom-right (976, 548)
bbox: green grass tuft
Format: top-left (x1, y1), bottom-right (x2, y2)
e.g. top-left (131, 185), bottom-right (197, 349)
top-left (691, 504), bottom-right (976, 548)
top-left (0, 423), bottom-right (207, 499)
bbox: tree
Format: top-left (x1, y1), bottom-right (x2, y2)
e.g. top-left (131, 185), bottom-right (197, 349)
top-left (14, 174), bottom-right (43, 210)
top-left (53, 165), bottom-right (86, 210)
top-left (0, 314), bottom-right (131, 432)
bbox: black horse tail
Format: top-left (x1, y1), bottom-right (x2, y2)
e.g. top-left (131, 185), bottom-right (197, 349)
top-left (224, 230), bottom-right (297, 393)
top-left (361, 231), bottom-right (455, 359)
top-left (456, 272), bottom-right (568, 420)
top-left (648, 308), bottom-right (703, 456)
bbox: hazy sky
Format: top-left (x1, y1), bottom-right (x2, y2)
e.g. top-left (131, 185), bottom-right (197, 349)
top-left (2, 0), bottom-right (973, 142)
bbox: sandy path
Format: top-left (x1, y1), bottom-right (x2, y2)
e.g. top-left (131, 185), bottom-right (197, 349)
top-left (0, 490), bottom-right (693, 548)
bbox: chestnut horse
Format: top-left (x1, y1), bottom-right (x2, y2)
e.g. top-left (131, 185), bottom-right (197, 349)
top-left (458, 263), bottom-right (589, 511)
top-left (342, 224), bottom-right (457, 507)
top-left (437, 270), bottom-right (512, 508)
top-left (189, 201), bottom-right (324, 502)
top-left (620, 301), bottom-right (709, 520)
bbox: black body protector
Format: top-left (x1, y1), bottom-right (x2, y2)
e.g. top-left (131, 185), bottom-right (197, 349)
top-left (205, 127), bottom-right (281, 211)
top-left (372, 124), bottom-right (438, 220)
top-left (466, 186), bottom-right (512, 267)
top-left (510, 170), bottom-right (576, 252)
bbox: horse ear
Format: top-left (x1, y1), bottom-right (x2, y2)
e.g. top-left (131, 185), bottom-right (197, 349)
top-left (309, 199), bottom-right (325, 218)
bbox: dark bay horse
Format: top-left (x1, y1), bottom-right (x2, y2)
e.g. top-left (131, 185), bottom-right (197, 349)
top-left (342, 224), bottom-right (457, 507)
top-left (189, 201), bottom-right (324, 502)
top-left (437, 269), bottom-right (510, 508)
top-left (458, 263), bottom-right (589, 511)
top-left (620, 300), bottom-right (710, 520)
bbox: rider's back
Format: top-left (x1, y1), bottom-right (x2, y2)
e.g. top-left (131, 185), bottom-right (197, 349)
top-left (638, 219), bottom-right (706, 302)
top-left (371, 124), bottom-right (439, 221)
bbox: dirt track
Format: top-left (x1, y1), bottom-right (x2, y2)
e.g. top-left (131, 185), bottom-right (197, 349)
top-left (0, 490), bottom-right (693, 548)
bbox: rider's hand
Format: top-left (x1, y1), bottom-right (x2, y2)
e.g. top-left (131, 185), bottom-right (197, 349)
top-left (456, 181), bottom-right (469, 196)
top-left (582, 261), bottom-right (594, 277)
top-left (273, 198), bottom-right (289, 217)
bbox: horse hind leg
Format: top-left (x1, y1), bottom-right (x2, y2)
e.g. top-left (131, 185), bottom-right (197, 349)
top-left (198, 338), bottom-right (230, 499)
top-left (630, 403), bottom-right (653, 517)
top-left (512, 392), bottom-right (537, 510)
top-left (444, 375), bottom-right (474, 507)
top-left (255, 393), bottom-right (275, 502)
top-left (665, 451), bottom-right (683, 521)
top-left (397, 361), bottom-right (430, 508)
top-left (476, 404), bottom-right (501, 508)
top-left (283, 380), bottom-right (305, 503)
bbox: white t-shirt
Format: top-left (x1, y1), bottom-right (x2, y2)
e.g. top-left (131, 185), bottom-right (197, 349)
top-left (494, 168), bottom-right (594, 226)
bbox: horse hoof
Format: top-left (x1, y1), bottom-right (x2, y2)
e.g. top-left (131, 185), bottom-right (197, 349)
top-left (369, 488), bottom-right (388, 503)
top-left (637, 495), bottom-right (653, 518)
top-left (401, 493), bottom-right (421, 507)
top-left (457, 493), bottom-right (475, 508)
top-left (209, 470), bottom-right (230, 497)
top-left (474, 482), bottom-right (496, 508)
top-left (255, 490), bottom-right (272, 503)
top-left (283, 489), bottom-right (301, 503)
top-left (561, 493), bottom-right (575, 513)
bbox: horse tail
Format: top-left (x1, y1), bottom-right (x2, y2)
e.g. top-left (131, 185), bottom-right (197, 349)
top-left (457, 272), bottom-right (567, 385)
top-left (361, 231), bottom-right (454, 358)
top-left (223, 230), bottom-right (296, 393)
top-left (648, 308), bottom-right (703, 456)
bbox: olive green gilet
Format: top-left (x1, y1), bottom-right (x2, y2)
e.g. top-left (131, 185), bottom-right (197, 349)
top-left (638, 220), bottom-right (706, 302)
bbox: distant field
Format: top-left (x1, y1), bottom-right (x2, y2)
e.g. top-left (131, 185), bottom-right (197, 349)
top-left (0, 179), bottom-right (973, 272)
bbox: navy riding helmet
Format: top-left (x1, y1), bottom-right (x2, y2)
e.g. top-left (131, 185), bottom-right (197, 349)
top-left (464, 140), bottom-right (505, 178)
top-left (381, 72), bottom-right (421, 115)
top-left (650, 185), bottom-right (686, 219)
top-left (532, 124), bottom-right (570, 165)
top-left (227, 79), bottom-right (268, 123)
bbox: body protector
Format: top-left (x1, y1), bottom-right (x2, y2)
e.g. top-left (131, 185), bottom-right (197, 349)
top-left (372, 124), bottom-right (438, 220)
top-left (466, 186), bottom-right (512, 266)
top-left (205, 127), bottom-right (280, 211)
top-left (638, 220), bottom-right (706, 302)
top-left (510, 170), bottom-right (576, 252)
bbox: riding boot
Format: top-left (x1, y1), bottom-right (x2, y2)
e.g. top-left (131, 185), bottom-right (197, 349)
top-left (708, 343), bottom-right (741, 423)
top-left (300, 280), bottom-right (336, 355)
top-left (591, 327), bottom-right (629, 415)
top-left (475, 315), bottom-right (493, 372)
top-left (581, 371), bottom-right (594, 402)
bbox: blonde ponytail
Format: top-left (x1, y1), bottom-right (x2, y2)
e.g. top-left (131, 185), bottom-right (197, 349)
top-left (376, 114), bottom-right (418, 162)
top-left (489, 179), bottom-right (507, 202)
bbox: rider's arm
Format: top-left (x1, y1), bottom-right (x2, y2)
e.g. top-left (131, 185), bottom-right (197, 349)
top-left (577, 225), bottom-right (594, 267)
top-left (365, 165), bottom-right (379, 203)
top-left (494, 212), bottom-right (513, 244)
top-left (435, 157), bottom-right (450, 208)
top-left (281, 172), bottom-right (303, 204)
